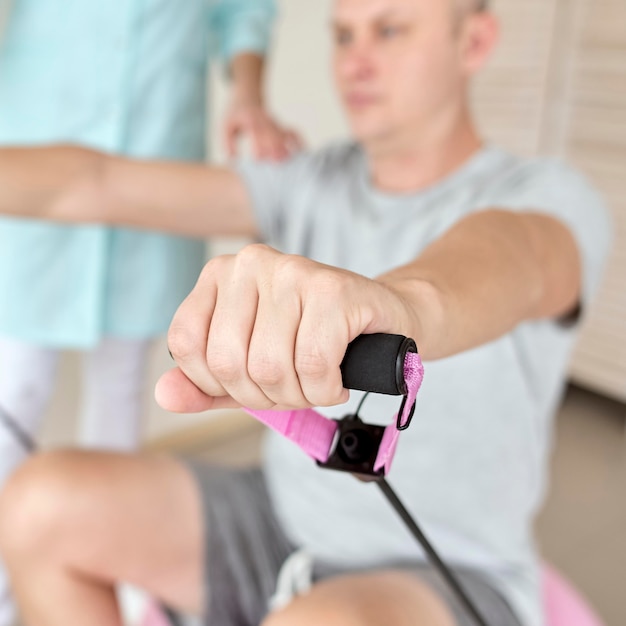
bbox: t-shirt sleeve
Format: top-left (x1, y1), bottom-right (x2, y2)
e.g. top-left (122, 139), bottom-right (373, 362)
top-left (235, 152), bottom-right (313, 246)
top-left (208, 0), bottom-right (277, 61)
top-left (476, 159), bottom-right (613, 316)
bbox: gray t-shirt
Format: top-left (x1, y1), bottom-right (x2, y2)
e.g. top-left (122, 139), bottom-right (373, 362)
top-left (237, 143), bottom-right (611, 626)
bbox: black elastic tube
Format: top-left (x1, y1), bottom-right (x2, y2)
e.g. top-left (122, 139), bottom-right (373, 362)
top-left (0, 404), bottom-right (36, 454)
top-left (340, 334), bottom-right (416, 396)
top-left (377, 479), bottom-right (490, 626)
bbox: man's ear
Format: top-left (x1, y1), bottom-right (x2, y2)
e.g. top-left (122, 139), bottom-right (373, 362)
top-left (458, 11), bottom-right (500, 74)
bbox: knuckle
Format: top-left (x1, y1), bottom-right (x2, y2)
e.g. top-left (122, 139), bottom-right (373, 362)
top-left (206, 348), bottom-right (243, 386)
top-left (294, 349), bottom-right (330, 382)
top-left (313, 270), bottom-right (350, 299)
top-left (198, 256), bottom-right (228, 283)
top-left (248, 356), bottom-right (287, 389)
top-left (167, 323), bottom-right (201, 363)
top-left (274, 254), bottom-right (307, 284)
top-left (236, 243), bottom-right (273, 267)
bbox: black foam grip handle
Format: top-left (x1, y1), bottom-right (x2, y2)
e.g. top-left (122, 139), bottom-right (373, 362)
top-left (340, 333), bottom-right (417, 396)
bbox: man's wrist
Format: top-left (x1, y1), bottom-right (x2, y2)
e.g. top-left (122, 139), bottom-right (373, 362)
top-left (376, 276), bottom-right (445, 360)
top-left (46, 147), bottom-right (106, 224)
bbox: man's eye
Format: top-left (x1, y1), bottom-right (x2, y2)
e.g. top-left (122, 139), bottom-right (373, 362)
top-left (379, 24), bottom-right (402, 39)
top-left (335, 30), bottom-right (353, 46)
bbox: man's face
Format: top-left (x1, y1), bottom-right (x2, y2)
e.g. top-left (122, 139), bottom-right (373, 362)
top-left (332, 0), bottom-right (469, 147)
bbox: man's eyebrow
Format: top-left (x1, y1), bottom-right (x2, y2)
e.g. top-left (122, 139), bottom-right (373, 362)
top-left (331, 8), bottom-right (411, 29)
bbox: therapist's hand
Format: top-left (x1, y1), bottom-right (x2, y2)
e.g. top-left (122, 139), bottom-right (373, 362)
top-left (156, 245), bottom-right (413, 413)
top-left (223, 99), bottom-right (303, 161)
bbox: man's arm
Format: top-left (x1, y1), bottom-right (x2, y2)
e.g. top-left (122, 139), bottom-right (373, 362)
top-left (0, 146), bottom-right (258, 238)
top-left (378, 208), bottom-right (581, 359)
top-left (159, 209), bottom-right (582, 412)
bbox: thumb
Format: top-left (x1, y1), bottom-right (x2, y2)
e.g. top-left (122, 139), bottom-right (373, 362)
top-left (155, 367), bottom-right (240, 413)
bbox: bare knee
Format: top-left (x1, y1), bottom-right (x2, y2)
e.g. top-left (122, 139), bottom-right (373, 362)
top-left (261, 574), bottom-right (374, 626)
top-left (261, 571), bottom-right (455, 626)
top-left (0, 451), bottom-right (86, 564)
top-left (262, 600), bottom-right (361, 626)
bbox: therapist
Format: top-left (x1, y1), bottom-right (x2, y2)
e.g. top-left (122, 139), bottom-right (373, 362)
top-left (0, 2), bottom-right (296, 624)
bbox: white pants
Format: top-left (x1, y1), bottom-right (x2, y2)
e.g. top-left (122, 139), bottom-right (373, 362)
top-left (0, 335), bottom-right (152, 626)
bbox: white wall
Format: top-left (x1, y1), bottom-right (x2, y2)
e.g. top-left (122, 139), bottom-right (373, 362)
top-left (0, 1), bottom-right (10, 38)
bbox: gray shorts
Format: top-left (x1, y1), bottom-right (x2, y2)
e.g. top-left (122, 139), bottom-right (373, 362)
top-left (183, 462), bottom-right (522, 626)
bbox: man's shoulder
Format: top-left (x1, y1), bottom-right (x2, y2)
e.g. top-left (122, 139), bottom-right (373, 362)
top-left (308, 140), bottom-right (362, 165)
top-left (477, 147), bottom-right (603, 203)
top-left (478, 148), bottom-right (612, 278)
top-left (237, 140), bottom-right (359, 177)
top-left (285, 141), bottom-right (362, 179)
top-left (235, 141), bottom-right (362, 203)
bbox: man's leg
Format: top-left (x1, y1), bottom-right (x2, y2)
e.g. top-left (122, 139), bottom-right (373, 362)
top-left (262, 570), bottom-right (456, 626)
top-left (0, 451), bottom-right (204, 626)
top-left (78, 337), bottom-right (152, 451)
top-left (0, 336), bottom-right (61, 626)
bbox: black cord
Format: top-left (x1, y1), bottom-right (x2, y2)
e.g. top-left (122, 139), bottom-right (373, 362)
top-left (163, 607), bottom-right (184, 626)
top-left (353, 391), bottom-right (370, 419)
top-left (0, 404), bottom-right (36, 454)
top-left (377, 479), bottom-right (489, 626)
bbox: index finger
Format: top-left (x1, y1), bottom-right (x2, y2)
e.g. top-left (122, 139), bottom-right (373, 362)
top-left (166, 262), bottom-right (230, 400)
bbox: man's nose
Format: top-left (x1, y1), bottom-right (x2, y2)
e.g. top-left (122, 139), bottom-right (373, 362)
top-left (337, 45), bottom-right (376, 82)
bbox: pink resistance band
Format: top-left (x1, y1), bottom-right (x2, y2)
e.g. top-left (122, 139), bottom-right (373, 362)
top-left (243, 351), bottom-right (424, 476)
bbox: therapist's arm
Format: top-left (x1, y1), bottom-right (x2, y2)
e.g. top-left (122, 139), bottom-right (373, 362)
top-left (223, 53), bottom-right (302, 160)
top-left (0, 146), bottom-right (258, 238)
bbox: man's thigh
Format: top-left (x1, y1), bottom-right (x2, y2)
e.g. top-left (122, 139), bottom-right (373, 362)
top-left (262, 565), bottom-right (523, 626)
top-left (262, 570), bottom-right (456, 626)
top-left (1, 450), bottom-right (205, 614)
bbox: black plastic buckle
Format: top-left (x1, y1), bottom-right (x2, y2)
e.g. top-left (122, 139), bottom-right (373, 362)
top-left (396, 395), bottom-right (416, 431)
top-left (317, 415), bottom-right (386, 480)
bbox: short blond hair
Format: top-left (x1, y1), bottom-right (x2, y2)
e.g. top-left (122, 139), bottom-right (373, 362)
top-left (459, 0), bottom-right (488, 13)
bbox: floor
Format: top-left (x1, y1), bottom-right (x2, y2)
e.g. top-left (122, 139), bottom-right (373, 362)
top-left (37, 383), bottom-right (626, 625)
top-left (534, 387), bottom-right (626, 625)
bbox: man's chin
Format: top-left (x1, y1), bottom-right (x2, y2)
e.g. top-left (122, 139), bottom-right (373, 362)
top-left (351, 125), bottom-right (395, 150)
top-left (348, 118), bottom-right (391, 144)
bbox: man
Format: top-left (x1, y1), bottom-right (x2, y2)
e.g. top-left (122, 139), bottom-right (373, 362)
top-left (0, 0), bottom-right (611, 625)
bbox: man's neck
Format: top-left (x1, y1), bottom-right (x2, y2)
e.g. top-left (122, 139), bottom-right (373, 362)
top-left (365, 113), bottom-right (483, 194)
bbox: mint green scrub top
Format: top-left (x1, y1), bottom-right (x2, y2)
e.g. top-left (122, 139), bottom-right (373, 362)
top-left (0, 0), bottom-right (275, 348)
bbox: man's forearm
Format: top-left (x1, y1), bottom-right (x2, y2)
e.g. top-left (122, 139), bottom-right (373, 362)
top-left (0, 146), bottom-right (104, 223)
top-left (0, 146), bottom-right (257, 238)
top-left (378, 209), bottom-right (581, 360)
top-left (100, 155), bottom-right (257, 237)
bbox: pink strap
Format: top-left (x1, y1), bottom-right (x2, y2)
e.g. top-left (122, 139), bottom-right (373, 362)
top-left (374, 351), bottom-right (425, 474)
top-left (244, 407), bottom-right (338, 462)
top-left (244, 350), bottom-right (424, 473)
